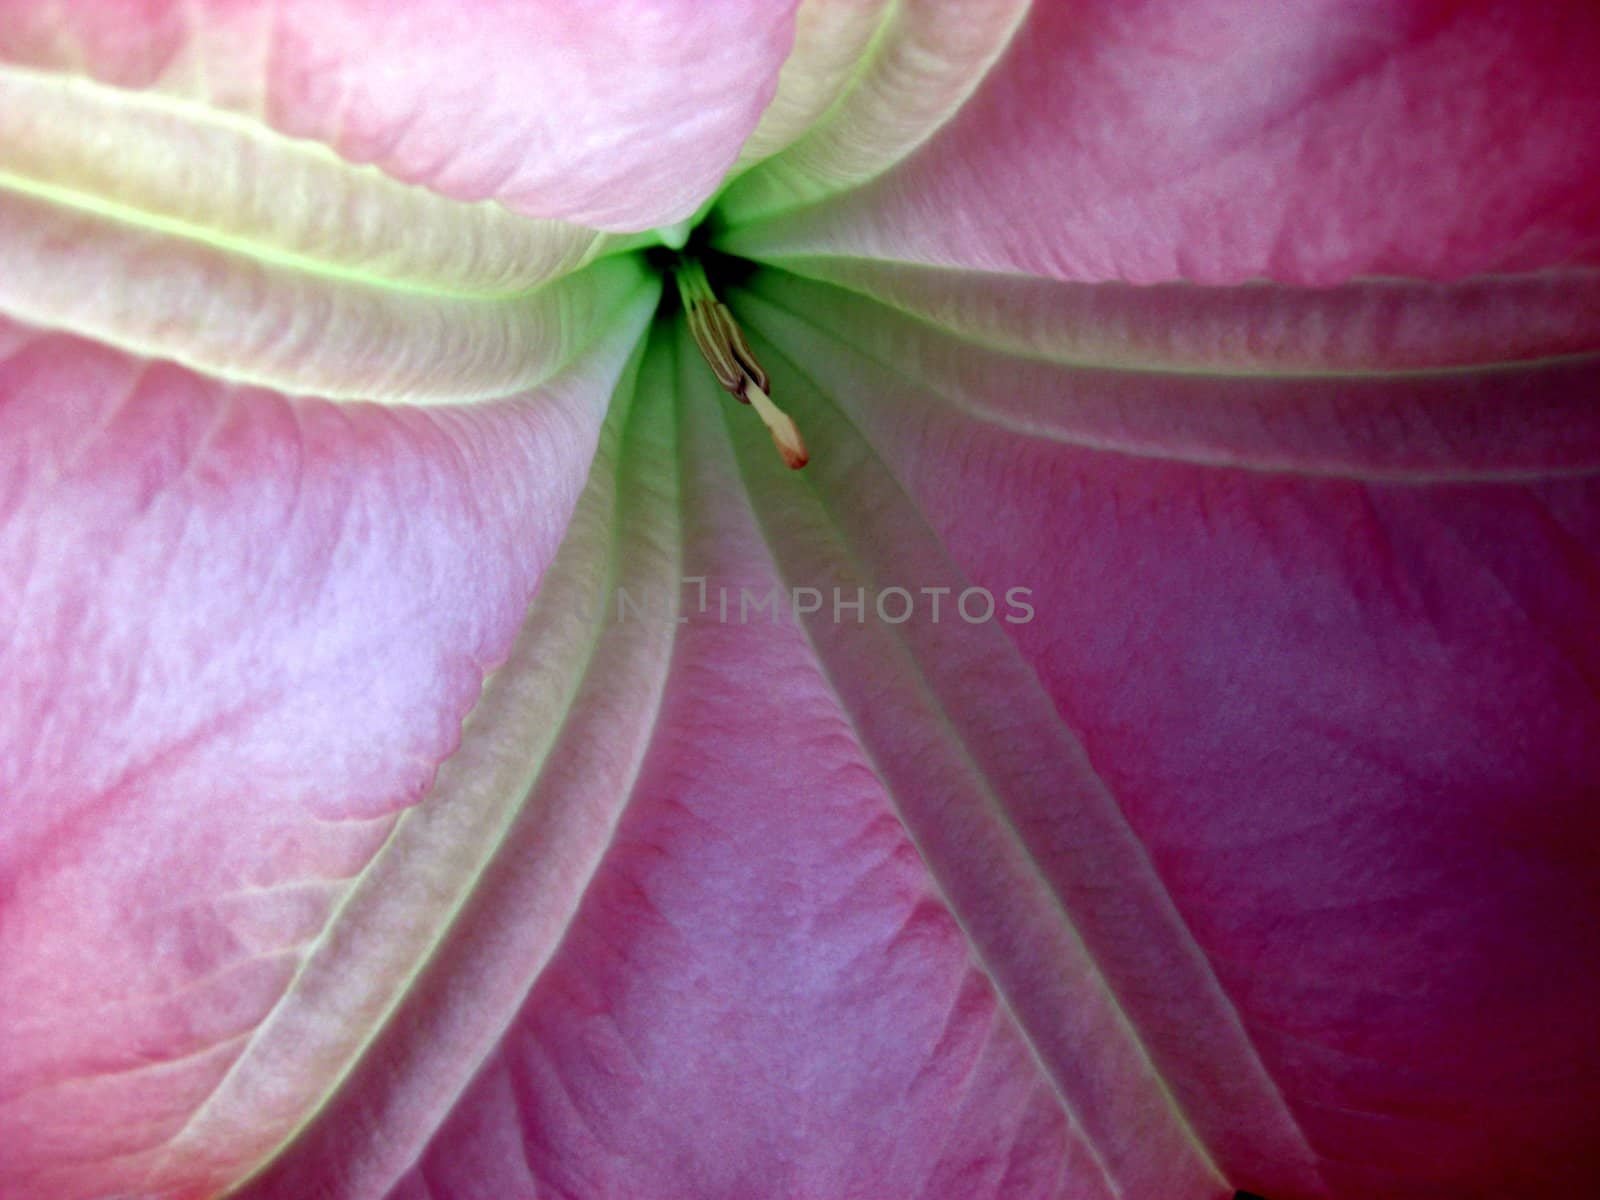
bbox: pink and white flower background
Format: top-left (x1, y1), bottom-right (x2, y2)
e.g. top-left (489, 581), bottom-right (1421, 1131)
top-left (2, 2), bottom-right (1599, 1197)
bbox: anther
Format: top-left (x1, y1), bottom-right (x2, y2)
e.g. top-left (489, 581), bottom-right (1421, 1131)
top-left (676, 258), bottom-right (807, 470)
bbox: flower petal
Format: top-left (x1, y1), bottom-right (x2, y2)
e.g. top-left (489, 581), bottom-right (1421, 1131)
top-left (738, 264), bottom-right (1600, 481)
top-left (224, 267), bottom-right (1600, 1199)
top-left (722, 1), bottom-right (1600, 284)
top-left (213, 328), bottom-right (687, 1200)
top-left (723, 267), bottom-right (1600, 1197)
top-left (729, 0), bottom-right (895, 171)
top-left (763, 256), bottom-right (1600, 375)
top-left (0, 69), bottom-right (658, 404)
top-left (0, 0), bottom-right (801, 229)
top-left (0, 307), bottom-right (647, 1198)
top-left (719, 0), bottom-right (1026, 221)
top-left (245, 322), bottom-right (1173, 1200)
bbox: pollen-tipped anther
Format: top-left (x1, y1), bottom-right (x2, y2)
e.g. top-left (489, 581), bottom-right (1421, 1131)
top-left (676, 257), bottom-right (807, 470)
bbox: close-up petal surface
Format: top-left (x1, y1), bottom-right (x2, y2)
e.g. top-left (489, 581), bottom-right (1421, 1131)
top-left (0, 311), bottom-right (650, 1196)
top-left (732, 265), bottom-right (1600, 1198)
top-left (724, 0), bottom-right (1600, 283)
top-left (0, 0), bottom-right (800, 228)
top-left (2, 2), bottom-right (1598, 1199)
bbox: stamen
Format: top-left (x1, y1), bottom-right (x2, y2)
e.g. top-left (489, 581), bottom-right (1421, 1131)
top-left (676, 257), bottom-right (806, 470)
top-left (746, 381), bottom-right (809, 470)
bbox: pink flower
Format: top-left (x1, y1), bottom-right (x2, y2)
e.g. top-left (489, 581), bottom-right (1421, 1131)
top-left (2, 3), bottom-right (1598, 1197)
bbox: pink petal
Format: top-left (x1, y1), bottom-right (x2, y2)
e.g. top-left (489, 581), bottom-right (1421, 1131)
top-left (228, 266), bottom-right (1600, 1199)
top-left (0, 0), bottom-right (801, 229)
top-left (723, 1), bottom-right (1600, 284)
top-left (244, 325), bottom-right (1197, 1200)
top-left (722, 0), bottom-right (1026, 207)
top-left (7, 6), bottom-right (1600, 1192)
top-left (723, 266), bottom-right (1600, 1197)
top-left (0, 310), bottom-right (644, 1198)
top-left (0, 67), bottom-right (660, 404)
top-left (730, 0), bottom-right (896, 170)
